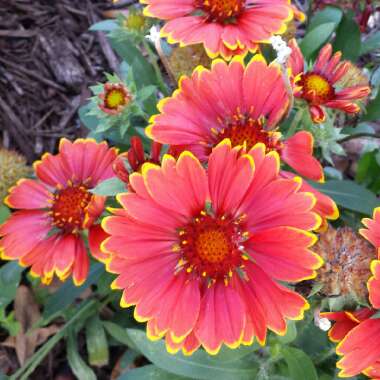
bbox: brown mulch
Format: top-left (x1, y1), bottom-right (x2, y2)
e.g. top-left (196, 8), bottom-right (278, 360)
top-left (0, 0), bottom-right (125, 162)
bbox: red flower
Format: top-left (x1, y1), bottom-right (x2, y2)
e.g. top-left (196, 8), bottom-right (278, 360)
top-left (142, 0), bottom-right (293, 59)
top-left (102, 140), bottom-right (322, 355)
top-left (321, 309), bottom-right (375, 343)
top-left (99, 83), bottom-right (132, 115)
top-left (147, 56), bottom-right (338, 224)
top-left (0, 139), bottom-right (118, 285)
top-left (288, 39), bottom-right (370, 123)
top-left (321, 210), bottom-right (380, 378)
top-left (113, 136), bottom-right (163, 184)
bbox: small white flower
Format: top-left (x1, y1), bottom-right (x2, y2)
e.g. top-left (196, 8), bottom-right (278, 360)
top-left (146, 25), bottom-right (161, 43)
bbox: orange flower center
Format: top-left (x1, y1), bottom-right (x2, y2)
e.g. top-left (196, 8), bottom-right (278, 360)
top-left (177, 211), bottom-right (249, 281)
top-left (105, 88), bottom-right (128, 110)
top-left (213, 113), bottom-right (283, 152)
top-left (50, 184), bottom-right (92, 233)
top-left (199, 0), bottom-right (245, 23)
top-left (195, 228), bottom-right (230, 264)
top-left (300, 73), bottom-right (335, 105)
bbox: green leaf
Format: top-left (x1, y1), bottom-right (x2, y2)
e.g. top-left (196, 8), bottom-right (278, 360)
top-left (110, 38), bottom-right (156, 88)
top-left (281, 347), bottom-right (318, 380)
top-left (0, 205), bottom-right (10, 224)
top-left (307, 6), bottom-right (343, 32)
top-left (91, 177), bottom-right (127, 196)
top-left (360, 31), bottom-right (380, 55)
top-left (0, 262), bottom-right (24, 309)
top-left (125, 329), bottom-right (258, 380)
top-left (333, 11), bottom-right (361, 61)
top-left (90, 20), bottom-right (118, 32)
top-left (362, 88), bottom-right (380, 122)
top-left (43, 263), bottom-right (104, 320)
top-left (311, 180), bottom-right (379, 215)
top-left (103, 322), bottom-right (139, 351)
top-left (79, 104), bottom-right (100, 131)
top-left (67, 329), bottom-right (97, 380)
top-left (86, 315), bottom-right (109, 366)
top-left (277, 321), bottom-right (297, 345)
top-left (117, 364), bottom-right (190, 380)
top-left (355, 151), bottom-right (380, 191)
top-left (300, 23), bottom-right (337, 60)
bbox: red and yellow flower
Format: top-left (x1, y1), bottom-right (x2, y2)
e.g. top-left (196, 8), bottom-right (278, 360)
top-left (141, 0), bottom-right (294, 59)
top-left (0, 139), bottom-right (118, 285)
top-left (288, 39), bottom-right (371, 123)
top-left (147, 56), bottom-right (338, 225)
top-left (113, 136), bottom-right (163, 185)
top-left (321, 209), bottom-right (380, 378)
top-left (99, 83), bottom-right (132, 115)
top-left (321, 308), bottom-right (375, 343)
top-left (102, 140), bottom-right (322, 355)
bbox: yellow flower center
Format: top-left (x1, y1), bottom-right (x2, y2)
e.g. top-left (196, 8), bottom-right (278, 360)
top-left (105, 89), bottom-right (127, 109)
top-left (200, 0), bottom-right (245, 23)
top-left (176, 211), bottom-right (249, 281)
top-left (51, 184), bottom-right (92, 233)
top-left (213, 113), bottom-right (283, 152)
top-left (301, 73), bottom-right (335, 105)
top-left (124, 12), bottom-right (146, 32)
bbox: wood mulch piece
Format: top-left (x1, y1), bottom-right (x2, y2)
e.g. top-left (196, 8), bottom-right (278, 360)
top-left (0, 0), bottom-right (121, 162)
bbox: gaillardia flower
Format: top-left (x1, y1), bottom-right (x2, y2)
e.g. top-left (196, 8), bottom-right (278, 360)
top-left (147, 56), bottom-right (338, 224)
top-left (0, 139), bottom-right (118, 285)
top-left (113, 136), bottom-right (163, 185)
top-left (102, 140), bottom-right (322, 355)
top-left (99, 83), bottom-right (132, 115)
top-left (320, 210), bottom-right (380, 378)
top-left (321, 308), bottom-right (375, 343)
top-left (141, 0), bottom-right (293, 59)
top-left (288, 39), bottom-right (371, 123)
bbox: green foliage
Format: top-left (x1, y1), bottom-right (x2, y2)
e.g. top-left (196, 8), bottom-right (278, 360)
top-left (91, 177), bottom-right (127, 196)
top-left (333, 11), bottom-right (361, 61)
top-left (312, 180), bottom-right (379, 215)
top-left (281, 347), bottom-right (318, 380)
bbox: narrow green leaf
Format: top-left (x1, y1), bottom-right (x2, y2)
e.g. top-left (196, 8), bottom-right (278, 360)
top-left (281, 347), bottom-right (318, 380)
top-left (103, 322), bottom-right (139, 352)
top-left (300, 23), bottom-right (337, 59)
top-left (117, 364), bottom-right (189, 380)
top-left (43, 263), bottom-right (104, 320)
top-left (0, 262), bottom-right (24, 309)
top-left (333, 12), bottom-right (361, 61)
top-left (360, 31), bottom-right (380, 55)
top-left (67, 330), bottom-right (97, 380)
top-left (91, 177), bottom-right (127, 196)
top-left (311, 180), bottom-right (379, 215)
top-left (125, 329), bottom-right (258, 380)
top-left (86, 315), bottom-right (109, 366)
